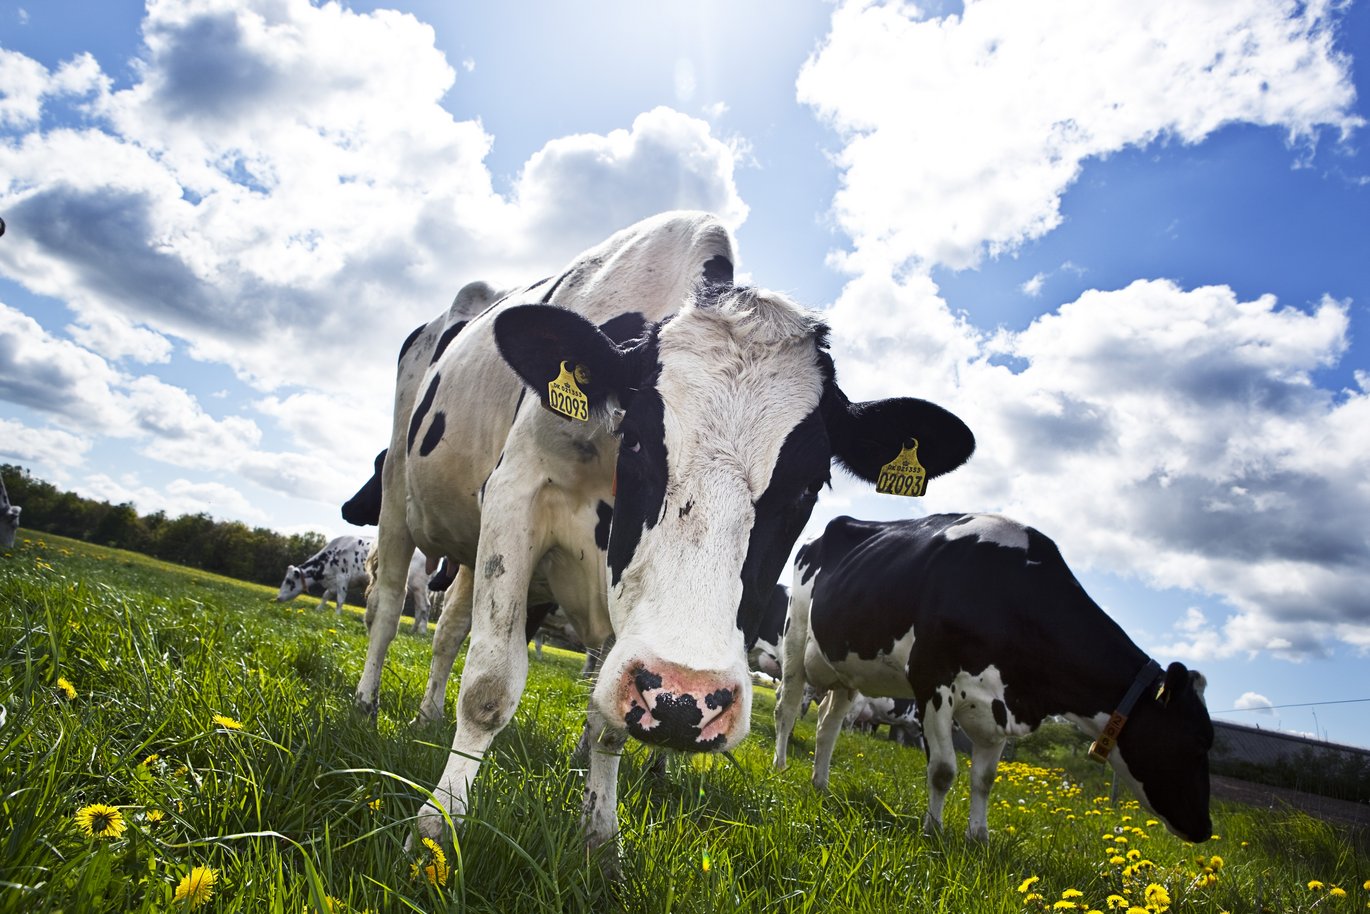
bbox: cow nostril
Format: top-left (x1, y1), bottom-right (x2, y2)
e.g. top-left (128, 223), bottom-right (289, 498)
top-left (704, 688), bottom-right (734, 711)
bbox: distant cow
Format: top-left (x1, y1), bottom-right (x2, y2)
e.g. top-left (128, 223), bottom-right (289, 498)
top-left (774, 513), bottom-right (1213, 843)
top-left (277, 535), bottom-right (372, 614)
top-left (354, 211), bottom-right (975, 858)
top-left (0, 473), bottom-right (20, 549)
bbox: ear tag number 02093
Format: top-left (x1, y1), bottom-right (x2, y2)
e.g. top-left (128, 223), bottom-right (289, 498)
top-left (548, 361), bottom-right (590, 422)
top-left (876, 439), bottom-right (928, 497)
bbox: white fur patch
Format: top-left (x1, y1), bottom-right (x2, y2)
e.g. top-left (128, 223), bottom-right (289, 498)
top-left (940, 514), bottom-right (1029, 551)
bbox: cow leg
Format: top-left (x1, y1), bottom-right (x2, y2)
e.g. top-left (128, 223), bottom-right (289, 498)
top-left (581, 716), bottom-right (625, 870)
top-left (772, 581), bottom-right (811, 772)
top-left (811, 688), bottom-right (856, 790)
top-left (411, 581), bottom-right (431, 636)
top-left (966, 736), bottom-right (1006, 842)
top-left (354, 535), bottom-right (417, 717)
top-left (415, 565), bottom-right (474, 725)
top-left (922, 687), bottom-right (958, 836)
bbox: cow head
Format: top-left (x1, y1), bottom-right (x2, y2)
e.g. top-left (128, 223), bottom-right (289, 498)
top-left (341, 449), bottom-right (387, 526)
top-left (1111, 662), bottom-right (1214, 842)
top-left (276, 565), bottom-right (309, 602)
top-left (495, 289), bottom-right (974, 753)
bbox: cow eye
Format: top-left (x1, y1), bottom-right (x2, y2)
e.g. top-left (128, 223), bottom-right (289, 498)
top-left (802, 477), bottom-right (827, 499)
top-left (619, 428), bottom-right (642, 454)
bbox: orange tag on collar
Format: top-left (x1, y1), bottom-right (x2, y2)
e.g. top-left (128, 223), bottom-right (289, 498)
top-left (876, 440), bottom-right (927, 497)
top-left (548, 361), bottom-right (589, 421)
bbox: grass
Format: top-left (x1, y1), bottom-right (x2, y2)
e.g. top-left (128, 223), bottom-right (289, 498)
top-left (1, 531), bottom-right (1367, 913)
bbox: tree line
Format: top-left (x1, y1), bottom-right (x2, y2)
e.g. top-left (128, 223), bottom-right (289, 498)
top-left (1, 464), bottom-right (327, 588)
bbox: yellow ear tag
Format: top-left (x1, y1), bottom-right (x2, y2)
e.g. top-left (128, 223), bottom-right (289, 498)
top-left (548, 361), bottom-right (590, 421)
top-left (876, 439), bottom-right (928, 497)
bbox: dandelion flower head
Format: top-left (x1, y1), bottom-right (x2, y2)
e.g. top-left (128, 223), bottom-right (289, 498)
top-left (74, 803), bottom-right (126, 839)
top-left (174, 865), bottom-right (217, 908)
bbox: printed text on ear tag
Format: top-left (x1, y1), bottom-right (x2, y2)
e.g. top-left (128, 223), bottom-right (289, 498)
top-left (548, 361), bottom-right (590, 421)
top-left (876, 439), bottom-right (927, 497)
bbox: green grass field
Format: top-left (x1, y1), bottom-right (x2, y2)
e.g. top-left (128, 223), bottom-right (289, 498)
top-left (2, 532), bottom-right (1367, 913)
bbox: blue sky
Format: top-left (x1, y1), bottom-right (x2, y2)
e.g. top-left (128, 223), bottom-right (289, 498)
top-left (2, 0), bottom-right (1368, 748)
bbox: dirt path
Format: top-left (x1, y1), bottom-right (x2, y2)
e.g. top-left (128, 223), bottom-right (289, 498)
top-left (1212, 775), bottom-right (1370, 831)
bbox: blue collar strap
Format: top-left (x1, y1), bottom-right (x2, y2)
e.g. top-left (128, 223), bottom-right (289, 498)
top-left (1088, 659), bottom-right (1163, 763)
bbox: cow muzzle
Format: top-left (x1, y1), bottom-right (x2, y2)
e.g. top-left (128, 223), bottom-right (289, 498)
top-left (617, 659), bottom-right (747, 752)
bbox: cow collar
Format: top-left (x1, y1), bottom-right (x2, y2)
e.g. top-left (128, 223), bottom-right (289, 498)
top-left (1088, 659), bottom-right (1163, 763)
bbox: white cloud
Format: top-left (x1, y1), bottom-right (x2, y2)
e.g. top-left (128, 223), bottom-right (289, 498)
top-left (81, 472), bottom-right (268, 522)
top-left (0, 417), bottom-right (91, 467)
top-left (1020, 273), bottom-right (1046, 298)
top-left (820, 273), bottom-right (1370, 659)
top-left (799, 0), bottom-right (1362, 272)
top-left (0, 0), bottom-right (747, 401)
top-left (66, 309), bottom-right (174, 364)
top-left (1234, 691), bottom-right (1277, 714)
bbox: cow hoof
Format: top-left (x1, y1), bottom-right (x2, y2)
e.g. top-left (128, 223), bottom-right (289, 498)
top-left (353, 696), bottom-right (379, 723)
top-left (965, 826), bottom-right (990, 843)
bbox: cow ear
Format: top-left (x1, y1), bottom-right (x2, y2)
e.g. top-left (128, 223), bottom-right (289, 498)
top-left (1157, 661), bottom-right (1193, 706)
top-left (495, 305), bottom-right (633, 419)
top-left (823, 383), bottom-right (976, 484)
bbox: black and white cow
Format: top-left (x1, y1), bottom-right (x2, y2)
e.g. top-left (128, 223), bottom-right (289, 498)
top-left (0, 472), bottom-right (20, 550)
top-left (354, 212), bottom-right (975, 857)
top-left (774, 513), bottom-right (1213, 844)
top-left (276, 535), bottom-right (372, 614)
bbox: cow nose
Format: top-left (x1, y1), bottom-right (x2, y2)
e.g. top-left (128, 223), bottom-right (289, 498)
top-left (621, 661), bottom-right (741, 752)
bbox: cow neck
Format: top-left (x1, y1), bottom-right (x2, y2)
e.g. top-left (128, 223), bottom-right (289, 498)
top-left (1087, 658), bottom-right (1163, 763)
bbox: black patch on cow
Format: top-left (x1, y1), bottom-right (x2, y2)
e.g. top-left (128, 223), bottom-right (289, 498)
top-left (407, 372), bottom-right (441, 454)
top-left (594, 501), bottom-right (613, 552)
top-left (397, 322), bottom-right (427, 365)
top-left (599, 311), bottom-right (649, 346)
top-left (701, 253), bottom-right (734, 288)
top-left (484, 554), bottom-right (505, 579)
top-left (605, 336), bottom-right (666, 586)
top-left (540, 269), bottom-right (572, 303)
top-left (931, 691), bottom-right (943, 711)
top-left (991, 699), bottom-right (1008, 729)
top-left (525, 275), bottom-right (552, 293)
top-left (749, 584), bottom-right (789, 652)
top-left (678, 500), bottom-right (692, 519)
top-left (735, 408), bottom-right (831, 646)
top-left (419, 411), bottom-right (446, 456)
top-left (430, 320), bottom-right (468, 366)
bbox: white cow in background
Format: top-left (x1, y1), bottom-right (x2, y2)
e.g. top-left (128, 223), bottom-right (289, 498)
top-left (277, 535), bottom-right (372, 614)
top-left (0, 473), bottom-right (20, 549)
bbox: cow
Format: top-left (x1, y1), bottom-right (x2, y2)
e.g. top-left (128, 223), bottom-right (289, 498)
top-left (276, 535), bottom-right (372, 614)
top-left (749, 583), bottom-right (789, 679)
top-left (0, 472), bottom-right (20, 549)
top-left (353, 211), bottom-right (976, 861)
top-left (773, 513), bottom-right (1214, 844)
top-left (342, 449), bottom-right (387, 527)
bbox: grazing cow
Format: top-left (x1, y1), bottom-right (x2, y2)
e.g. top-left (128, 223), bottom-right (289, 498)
top-left (748, 583), bottom-right (789, 679)
top-left (276, 535), bottom-right (372, 614)
top-left (354, 211), bottom-right (975, 858)
top-left (0, 473), bottom-right (20, 549)
top-left (774, 513), bottom-right (1213, 843)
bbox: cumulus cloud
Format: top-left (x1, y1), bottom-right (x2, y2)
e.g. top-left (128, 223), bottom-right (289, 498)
top-left (81, 472), bottom-right (268, 522)
top-left (799, 0), bottom-right (1362, 273)
top-left (0, 0), bottom-right (746, 398)
top-left (1234, 691), bottom-right (1277, 714)
top-left (0, 0), bottom-right (749, 518)
top-left (0, 417), bottom-right (91, 468)
top-left (819, 272), bottom-right (1370, 660)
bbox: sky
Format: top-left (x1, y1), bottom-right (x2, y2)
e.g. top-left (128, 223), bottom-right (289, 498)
top-left (1, 0), bottom-right (1368, 748)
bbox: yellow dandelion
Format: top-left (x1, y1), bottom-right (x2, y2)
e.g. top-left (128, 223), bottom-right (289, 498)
top-left (1144, 883), bottom-right (1170, 907)
top-left (56, 677), bottom-right (77, 700)
top-left (1110, 855), bottom-right (1126, 866)
top-left (212, 713), bottom-right (242, 730)
top-left (74, 803), bottom-right (126, 839)
top-left (1330, 887), bottom-right (1347, 898)
top-left (409, 837), bottom-right (449, 887)
top-left (1105, 896), bottom-right (1128, 910)
top-left (1127, 849), bottom-right (1141, 861)
top-left (367, 797), bottom-right (383, 813)
top-left (1363, 879), bottom-right (1370, 890)
top-left (1025, 894), bottom-right (1044, 904)
top-left (1019, 876), bottom-right (1041, 893)
top-left (1062, 889), bottom-right (1084, 899)
top-left (146, 809), bottom-right (165, 826)
top-left (1308, 880), bottom-right (1325, 891)
top-left (1054, 902), bottom-right (1079, 910)
top-left (1208, 855), bottom-right (1223, 870)
top-left (174, 865), bottom-right (217, 908)
top-left (142, 753), bottom-right (159, 767)
top-left (1127, 909), bottom-right (1148, 914)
